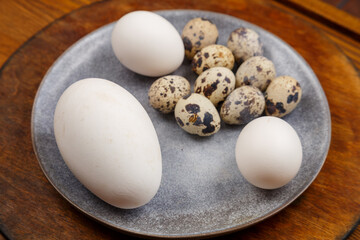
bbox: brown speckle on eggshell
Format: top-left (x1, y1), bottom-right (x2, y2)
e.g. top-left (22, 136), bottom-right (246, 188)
top-left (192, 44), bottom-right (234, 75)
top-left (148, 75), bottom-right (191, 113)
top-left (220, 86), bottom-right (265, 125)
top-left (265, 76), bottom-right (302, 117)
top-left (182, 18), bottom-right (219, 60)
top-left (236, 56), bottom-right (276, 91)
top-left (194, 67), bottom-right (236, 107)
top-left (174, 93), bottom-right (220, 136)
top-left (227, 27), bottom-right (263, 64)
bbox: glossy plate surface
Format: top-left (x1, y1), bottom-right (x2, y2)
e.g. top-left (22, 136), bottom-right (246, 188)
top-left (32, 10), bottom-right (331, 238)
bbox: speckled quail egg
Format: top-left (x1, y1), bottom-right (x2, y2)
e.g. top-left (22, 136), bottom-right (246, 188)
top-left (182, 17), bottom-right (219, 60)
top-left (194, 67), bottom-right (235, 107)
top-left (265, 76), bottom-right (302, 117)
top-left (227, 27), bottom-right (263, 64)
top-left (174, 93), bottom-right (221, 136)
top-left (236, 56), bottom-right (276, 91)
top-left (220, 86), bottom-right (265, 125)
top-left (148, 75), bottom-right (191, 113)
top-left (192, 44), bottom-right (235, 75)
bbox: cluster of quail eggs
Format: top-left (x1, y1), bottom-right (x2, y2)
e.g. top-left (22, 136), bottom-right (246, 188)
top-left (148, 17), bottom-right (302, 137)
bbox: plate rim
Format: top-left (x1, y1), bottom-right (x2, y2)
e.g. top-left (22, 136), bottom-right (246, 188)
top-left (31, 9), bottom-right (332, 239)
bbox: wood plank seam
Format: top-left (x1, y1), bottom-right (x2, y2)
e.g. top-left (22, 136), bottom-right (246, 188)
top-left (275, 0), bottom-right (360, 39)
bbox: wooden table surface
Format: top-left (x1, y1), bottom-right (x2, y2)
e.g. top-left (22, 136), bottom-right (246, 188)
top-left (0, 0), bottom-right (359, 239)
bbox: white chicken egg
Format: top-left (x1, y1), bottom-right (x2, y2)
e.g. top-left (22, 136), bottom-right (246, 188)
top-left (111, 11), bottom-right (185, 77)
top-left (54, 78), bottom-right (162, 209)
top-left (235, 116), bottom-right (302, 189)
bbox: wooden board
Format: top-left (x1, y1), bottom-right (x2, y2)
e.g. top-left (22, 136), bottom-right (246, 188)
top-left (274, 0), bottom-right (360, 70)
top-left (0, 0), bottom-right (359, 239)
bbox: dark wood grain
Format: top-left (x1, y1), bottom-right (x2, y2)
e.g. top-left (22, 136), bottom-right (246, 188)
top-left (348, 226), bottom-right (360, 240)
top-left (277, 0), bottom-right (360, 36)
top-left (343, 0), bottom-right (360, 18)
top-left (321, 0), bottom-right (342, 6)
top-left (273, 1), bottom-right (360, 70)
top-left (0, 0), bottom-right (98, 67)
top-left (0, 0), bottom-right (359, 239)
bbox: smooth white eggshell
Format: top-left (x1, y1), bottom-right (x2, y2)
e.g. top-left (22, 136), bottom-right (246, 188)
top-left (235, 116), bottom-right (302, 189)
top-left (54, 78), bottom-right (162, 209)
top-left (111, 11), bottom-right (184, 77)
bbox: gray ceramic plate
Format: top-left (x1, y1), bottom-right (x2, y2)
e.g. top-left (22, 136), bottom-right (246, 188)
top-left (32, 10), bottom-right (331, 238)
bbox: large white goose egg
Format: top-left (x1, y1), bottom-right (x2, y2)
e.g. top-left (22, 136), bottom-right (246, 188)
top-left (54, 78), bottom-right (162, 209)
